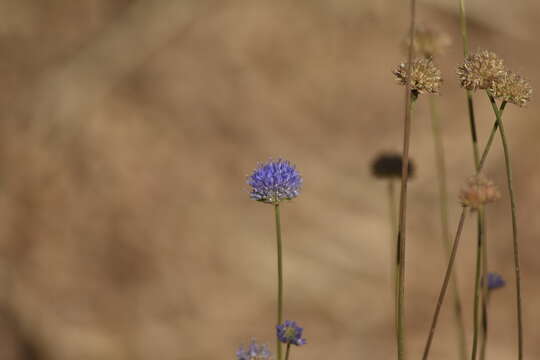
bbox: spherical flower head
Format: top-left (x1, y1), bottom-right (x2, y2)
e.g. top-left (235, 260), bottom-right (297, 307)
top-left (236, 339), bottom-right (272, 360)
top-left (371, 153), bottom-right (415, 179)
top-left (459, 175), bottom-right (500, 209)
top-left (276, 320), bottom-right (307, 346)
top-left (457, 49), bottom-right (506, 91)
top-left (489, 70), bottom-right (532, 107)
top-left (393, 57), bottom-right (442, 95)
top-left (486, 272), bottom-right (506, 290)
top-left (248, 159), bottom-right (302, 204)
top-left (405, 25), bottom-right (452, 58)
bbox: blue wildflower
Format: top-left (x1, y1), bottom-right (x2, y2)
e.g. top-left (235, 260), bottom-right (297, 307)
top-left (236, 339), bottom-right (272, 360)
top-left (276, 320), bottom-right (307, 346)
top-left (487, 272), bottom-right (506, 290)
top-left (248, 159), bottom-right (302, 204)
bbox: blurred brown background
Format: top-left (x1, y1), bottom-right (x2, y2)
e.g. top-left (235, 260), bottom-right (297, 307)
top-left (0, 1), bottom-right (539, 359)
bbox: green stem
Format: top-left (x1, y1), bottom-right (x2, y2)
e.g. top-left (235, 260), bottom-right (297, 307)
top-left (478, 102), bottom-right (507, 171)
top-left (274, 203), bottom-right (284, 360)
top-left (388, 179), bottom-right (399, 337)
top-left (429, 96), bottom-right (468, 360)
top-left (480, 214), bottom-right (489, 360)
top-left (396, 0), bottom-right (417, 357)
top-left (388, 180), bottom-right (398, 249)
top-left (459, 0), bottom-right (470, 57)
top-left (284, 344), bottom-right (291, 360)
top-left (422, 207), bottom-right (469, 360)
top-left (487, 93), bottom-right (523, 360)
top-left (471, 207), bottom-right (485, 360)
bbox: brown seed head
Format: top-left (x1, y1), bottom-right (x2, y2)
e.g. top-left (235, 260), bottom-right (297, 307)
top-left (393, 58), bottom-right (442, 95)
top-left (489, 70), bottom-right (532, 107)
top-left (405, 25), bottom-right (452, 58)
top-left (459, 175), bottom-right (501, 209)
top-left (456, 50), bottom-right (505, 91)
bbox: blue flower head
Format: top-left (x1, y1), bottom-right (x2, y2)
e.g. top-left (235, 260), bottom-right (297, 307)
top-left (487, 272), bottom-right (506, 290)
top-left (236, 339), bottom-right (272, 360)
top-left (276, 320), bottom-right (307, 346)
top-left (248, 159), bottom-right (302, 204)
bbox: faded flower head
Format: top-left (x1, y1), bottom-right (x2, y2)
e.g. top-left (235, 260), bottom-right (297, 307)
top-left (489, 70), bottom-right (532, 107)
top-left (459, 175), bottom-right (500, 209)
top-left (371, 153), bottom-right (415, 179)
top-left (393, 58), bottom-right (442, 95)
top-left (236, 339), bottom-right (272, 360)
top-left (248, 159), bottom-right (302, 204)
top-left (405, 25), bottom-right (452, 58)
top-left (457, 49), bottom-right (505, 91)
top-left (486, 272), bottom-right (506, 290)
top-left (276, 320), bottom-right (307, 346)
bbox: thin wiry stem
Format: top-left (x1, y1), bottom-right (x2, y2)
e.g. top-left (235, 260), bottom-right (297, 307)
top-left (478, 102), bottom-right (507, 171)
top-left (459, 0), bottom-right (470, 57)
top-left (480, 213), bottom-right (489, 360)
top-left (471, 207), bottom-right (485, 360)
top-left (429, 96), bottom-right (468, 360)
top-left (388, 179), bottom-right (399, 337)
top-left (284, 344), bottom-right (291, 360)
top-left (456, 7), bottom-right (485, 360)
top-left (274, 203), bottom-right (284, 360)
top-left (488, 93), bottom-right (523, 360)
top-left (395, 1), bottom-right (416, 359)
top-left (388, 180), bottom-right (398, 256)
top-left (422, 207), bottom-right (469, 360)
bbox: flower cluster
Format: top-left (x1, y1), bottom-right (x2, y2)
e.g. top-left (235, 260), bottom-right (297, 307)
top-left (276, 320), bottom-right (307, 346)
top-left (487, 272), bottom-right (506, 290)
top-left (488, 70), bottom-right (532, 107)
top-left (459, 175), bottom-right (500, 209)
top-left (236, 340), bottom-right (272, 360)
top-left (248, 159), bottom-right (303, 204)
top-left (456, 50), bottom-right (505, 91)
top-left (393, 57), bottom-right (442, 95)
top-left (457, 49), bottom-right (532, 106)
top-left (371, 153), bottom-right (415, 179)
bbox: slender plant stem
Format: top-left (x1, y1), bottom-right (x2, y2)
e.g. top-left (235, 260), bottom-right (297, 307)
top-left (471, 207), bottom-right (485, 360)
top-left (459, 0), bottom-right (470, 57)
top-left (487, 94), bottom-right (523, 360)
top-left (422, 207), bottom-right (469, 360)
top-left (456, 7), bottom-right (486, 360)
top-left (274, 203), bottom-right (284, 360)
top-left (480, 214), bottom-right (489, 360)
top-left (388, 180), bottom-right (398, 249)
top-left (284, 344), bottom-right (291, 360)
top-left (478, 102), bottom-right (507, 171)
top-left (429, 96), bottom-right (468, 360)
top-left (388, 179), bottom-right (399, 336)
top-left (395, 0), bottom-right (416, 358)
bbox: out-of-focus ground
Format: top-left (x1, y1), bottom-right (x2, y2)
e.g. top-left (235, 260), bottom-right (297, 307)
top-left (0, 1), bottom-right (539, 359)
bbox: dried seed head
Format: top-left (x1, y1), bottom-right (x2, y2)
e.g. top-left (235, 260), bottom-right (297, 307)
top-left (405, 25), bottom-right (452, 58)
top-left (459, 175), bottom-right (500, 209)
top-left (489, 70), bottom-right (532, 107)
top-left (456, 50), bottom-right (506, 91)
top-left (393, 58), bottom-right (442, 95)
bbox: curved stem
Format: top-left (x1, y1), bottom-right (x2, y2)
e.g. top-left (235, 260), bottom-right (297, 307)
top-left (471, 207), bottom-right (485, 360)
top-left (274, 203), bottom-right (284, 360)
top-left (422, 207), bottom-right (469, 360)
top-left (487, 94), bottom-right (523, 360)
top-left (429, 96), bottom-right (468, 360)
